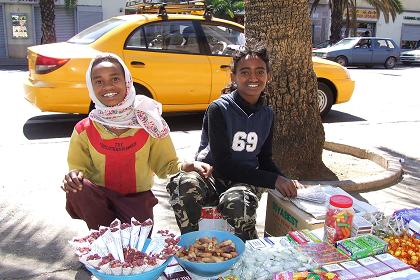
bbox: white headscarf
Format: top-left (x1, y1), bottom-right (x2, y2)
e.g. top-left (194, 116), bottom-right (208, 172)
top-left (86, 53), bottom-right (169, 138)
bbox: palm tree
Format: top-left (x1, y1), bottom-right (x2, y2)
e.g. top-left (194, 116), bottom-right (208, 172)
top-left (312, 0), bottom-right (403, 43)
top-left (39, 0), bottom-right (77, 44)
top-left (244, 0), bottom-right (336, 180)
top-left (206, 0), bottom-right (244, 20)
top-left (39, 0), bottom-right (56, 44)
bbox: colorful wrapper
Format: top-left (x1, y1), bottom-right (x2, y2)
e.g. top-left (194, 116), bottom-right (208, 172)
top-left (79, 254), bottom-right (95, 269)
top-left (130, 217), bottom-right (142, 249)
top-left (101, 227), bottom-right (120, 260)
top-left (109, 218), bottom-right (121, 229)
top-left (82, 253), bottom-right (102, 269)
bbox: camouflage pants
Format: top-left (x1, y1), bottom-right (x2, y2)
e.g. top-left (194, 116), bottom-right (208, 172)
top-left (166, 171), bottom-right (265, 240)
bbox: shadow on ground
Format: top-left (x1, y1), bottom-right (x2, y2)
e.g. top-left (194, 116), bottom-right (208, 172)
top-left (23, 113), bottom-right (204, 140)
top-left (323, 110), bottom-right (366, 123)
top-left (0, 206), bottom-right (82, 279)
top-left (350, 146), bottom-right (420, 209)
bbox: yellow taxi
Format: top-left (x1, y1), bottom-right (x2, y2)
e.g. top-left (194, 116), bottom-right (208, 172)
top-left (24, 3), bottom-right (354, 116)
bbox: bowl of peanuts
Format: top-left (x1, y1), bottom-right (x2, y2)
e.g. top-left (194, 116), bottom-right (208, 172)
top-left (175, 230), bottom-right (245, 277)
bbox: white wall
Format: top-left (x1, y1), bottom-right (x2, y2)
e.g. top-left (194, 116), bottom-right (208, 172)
top-left (102, 0), bottom-right (126, 19)
top-left (376, 11), bottom-right (420, 45)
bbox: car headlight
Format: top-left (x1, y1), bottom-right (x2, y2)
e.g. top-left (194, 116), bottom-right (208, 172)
top-left (322, 53), bottom-right (328, 58)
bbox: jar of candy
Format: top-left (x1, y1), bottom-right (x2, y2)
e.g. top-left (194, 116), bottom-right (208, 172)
top-left (324, 194), bottom-right (354, 244)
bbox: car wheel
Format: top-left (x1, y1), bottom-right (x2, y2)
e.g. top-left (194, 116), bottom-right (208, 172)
top-left (335, 56), bottom-right (348, 67)
top-left (317, 82), bottom-right (334, 117)
top-left (384, 57), bottom-right (396, 69)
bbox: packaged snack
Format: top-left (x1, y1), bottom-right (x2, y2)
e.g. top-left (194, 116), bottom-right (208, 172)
top-left (357, 256), bottom-right (394, 276)
top-left (336, 234), bottom-right (388, 260)
top-left (339, 261), bottom-right (375, 279)
top-left (299, 242), bottom-right (350, 266)
top-left (374, 253), bottom-right (411, 271)
top-left (324, 195), bottom-right (354, 244)
top-left (322, 263), bottom-right (357, 280)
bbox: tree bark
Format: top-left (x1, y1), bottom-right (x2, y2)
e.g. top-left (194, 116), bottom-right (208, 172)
top-left (329, 0), bottom-right (344, 43)
top-left (244, 0), bottom-right (337, 180)
top-left (40, 0), bottom-right (56, 44)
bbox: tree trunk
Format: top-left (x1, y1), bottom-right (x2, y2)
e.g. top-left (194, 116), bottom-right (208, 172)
top-left (39, 0), bottom-right (56, 44)
top-left (329, 0), bottom-right (344, 43)
top-left (244, 0), bottom-right (337, 180)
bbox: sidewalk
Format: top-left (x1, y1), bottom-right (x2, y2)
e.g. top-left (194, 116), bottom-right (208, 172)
top-left (0, 121), bottom-right (419, 280)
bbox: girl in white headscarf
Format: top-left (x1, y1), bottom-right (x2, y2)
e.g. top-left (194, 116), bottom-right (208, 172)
top-left (60, 53), bottom-right (212, 230)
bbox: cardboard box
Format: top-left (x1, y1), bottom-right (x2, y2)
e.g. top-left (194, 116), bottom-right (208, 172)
top-left (264, 187), bottom-right (378, 237)
top-left (264, 189), bottom-right (324, 236)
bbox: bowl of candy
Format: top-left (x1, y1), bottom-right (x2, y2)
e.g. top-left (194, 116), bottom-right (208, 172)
top-left (69, 218), bottom-right (179, 280)
top-left (175, 230), bottom-right (245, 277)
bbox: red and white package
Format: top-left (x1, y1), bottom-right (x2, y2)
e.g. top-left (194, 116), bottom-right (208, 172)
top-left (357, 256), bottom-right (394, 276)
top-left (120, 222), bottom-right (132, 248)
top-left (130, 217), bottom-right (142, 249)
top-left (136, 219), bottom-right (153, 252)
top-left (80, 253), bottom-right (102, 269)
top-left (109, 219), bottom-right (124, 261)
top-left (90, 234), bottom-right (109, 257)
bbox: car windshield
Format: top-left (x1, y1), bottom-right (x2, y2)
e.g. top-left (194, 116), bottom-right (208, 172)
top-left (68, 18), bottom-right (127, 44)
top-left (333, 38), bottom-right (357, 48)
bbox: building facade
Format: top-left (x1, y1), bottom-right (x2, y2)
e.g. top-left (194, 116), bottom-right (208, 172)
top-left (0, 0), bottom-right (103, 58)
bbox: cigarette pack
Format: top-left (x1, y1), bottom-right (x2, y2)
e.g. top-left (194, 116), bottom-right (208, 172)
top-left (322, 263), bottom-right (357, 280)
top-left (374, 253), bottom-right (411, 271)
top-left (340, 261), bottom-right (375, 279)
top-left (357, 256), bottom-right (394, 276)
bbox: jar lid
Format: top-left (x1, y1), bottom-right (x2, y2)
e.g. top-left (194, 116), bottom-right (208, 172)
top-left (329, 195), bottom-right (353, 208)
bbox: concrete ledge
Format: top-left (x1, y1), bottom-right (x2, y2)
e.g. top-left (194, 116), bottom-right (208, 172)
top-left (303, 141), bottom-right (403, 192)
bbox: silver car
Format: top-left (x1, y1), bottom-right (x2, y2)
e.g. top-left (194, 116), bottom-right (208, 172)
top-left (400, 47), bottom-right (420, 65)
top-left (312, 37), bottom-right (400, 69)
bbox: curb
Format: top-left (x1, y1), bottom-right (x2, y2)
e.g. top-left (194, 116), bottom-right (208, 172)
top-left (303, 141), bottom-right (403, 192)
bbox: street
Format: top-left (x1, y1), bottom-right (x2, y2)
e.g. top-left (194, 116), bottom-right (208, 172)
top-left (0, 64), bottom-right (419, 279)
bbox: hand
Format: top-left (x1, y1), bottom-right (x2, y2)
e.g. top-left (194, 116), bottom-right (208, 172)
top-left (275, 176), bottom-right (303, 198)
top-left (61, 170), bottom-right (84, 193)
top-left (182, 161), bottom-right (213, 178)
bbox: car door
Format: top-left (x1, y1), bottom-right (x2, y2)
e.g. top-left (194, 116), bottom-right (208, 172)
top-left (198, 22), bottom-right (245, 102)
top-left (371, 39), bottom-right (391, 64)
top-left (351, 39), bottom-right (373, 64)
top-left (122, 20), bottom-right (211, 110)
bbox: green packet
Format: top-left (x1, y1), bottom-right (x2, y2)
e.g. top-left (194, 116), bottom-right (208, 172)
top-left (336, 234), bottom-right (387, 260)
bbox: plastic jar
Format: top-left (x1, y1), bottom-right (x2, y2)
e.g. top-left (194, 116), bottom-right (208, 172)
top-left (324, 194), bottom-right (355, 244)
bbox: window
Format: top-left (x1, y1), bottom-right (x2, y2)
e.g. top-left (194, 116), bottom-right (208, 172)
top-left (126, 20), bottom-right (200, 54)
top-left (68, 18), bottom-right (126, 44)
top-left (387, 40), bottom-right (396, 49)
top-left (201, 24), bottom-right (245, 56)
top-left (375, 39), bottom-right (388, 49)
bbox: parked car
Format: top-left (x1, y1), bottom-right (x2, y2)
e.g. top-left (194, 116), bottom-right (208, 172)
top-left (400, 47), bottom-right (420, 65)
top-left (312, 37), bottom-right (400, 69)
top-left (24, 6), bottom-right (354, 117)
top-left (312, 40), bottom-right (333, 50)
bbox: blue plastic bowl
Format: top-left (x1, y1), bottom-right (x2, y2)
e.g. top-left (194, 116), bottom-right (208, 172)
top-left (175, 230), bottom-right (245, 277)
top-left (86, 239), bottom-right (172, 280)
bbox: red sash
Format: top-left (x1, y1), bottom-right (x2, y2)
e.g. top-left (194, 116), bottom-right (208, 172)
top-left (76, 118), bottom-right (149, 194)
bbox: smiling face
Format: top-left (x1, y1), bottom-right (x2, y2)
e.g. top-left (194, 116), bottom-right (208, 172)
top-left (231, 54), bottom-right (271, 105)
top-left (91, 60), bottom-right (126, 107)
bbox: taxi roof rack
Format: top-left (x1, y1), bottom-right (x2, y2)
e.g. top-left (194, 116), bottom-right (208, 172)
top-left (125, 1), bottom-right (213, 20)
